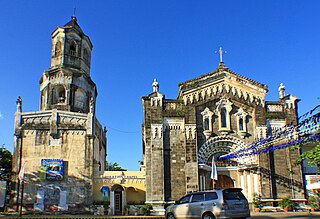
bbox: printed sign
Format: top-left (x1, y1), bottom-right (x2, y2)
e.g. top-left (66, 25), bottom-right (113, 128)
top-left (41, 159), bottom-right (64, 180)
top-left (101, 186), bottom-right (109, 201)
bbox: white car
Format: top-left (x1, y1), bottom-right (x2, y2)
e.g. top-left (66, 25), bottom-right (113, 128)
top-left (165, 188), bottom-right (250, 219)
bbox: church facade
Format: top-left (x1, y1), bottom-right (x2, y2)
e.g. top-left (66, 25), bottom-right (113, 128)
top-left (12, 17), bottom-right (107, 210)
top-left (142, 57), bottom-right (304, 210)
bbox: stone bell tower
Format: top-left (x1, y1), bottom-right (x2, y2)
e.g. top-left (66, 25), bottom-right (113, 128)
top-left (12, 16), bottom-right (106, 210)
top-left (40, 16), bottom-right (96, 113)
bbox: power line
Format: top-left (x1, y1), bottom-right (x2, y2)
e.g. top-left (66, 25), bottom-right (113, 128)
top-left (106, 126), bottom-right (140, 134)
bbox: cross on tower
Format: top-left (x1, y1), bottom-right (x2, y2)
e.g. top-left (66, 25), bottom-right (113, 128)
top-left (215, 47), bottom-right (227, 63)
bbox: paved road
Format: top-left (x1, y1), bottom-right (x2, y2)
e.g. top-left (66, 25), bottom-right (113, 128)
top-left (1, 212), bottom-right (320, 218)
top-left (250, 212), bottom-right (320, 219)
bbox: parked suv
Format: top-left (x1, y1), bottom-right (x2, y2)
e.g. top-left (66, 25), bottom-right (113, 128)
top-left (165, 188), bottom-right (250, 219)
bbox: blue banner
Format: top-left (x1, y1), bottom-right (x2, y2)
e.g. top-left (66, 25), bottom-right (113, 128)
top-left (41, 159), bottom-right (64, 180)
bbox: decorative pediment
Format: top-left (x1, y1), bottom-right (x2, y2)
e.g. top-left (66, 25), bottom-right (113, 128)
top-left (181, 82), bottom-right (265, 106)
top-left (179, 68), bottom-right (267, 106)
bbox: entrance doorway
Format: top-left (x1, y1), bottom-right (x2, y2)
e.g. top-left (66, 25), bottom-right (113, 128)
top-left (113, 186), bottom-right (124, 215)
top-left (215, 175), bottom-right (234, 189)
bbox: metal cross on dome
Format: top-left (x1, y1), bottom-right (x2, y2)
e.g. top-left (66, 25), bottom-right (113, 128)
top-left (215, 47), bottom-right (227, 63)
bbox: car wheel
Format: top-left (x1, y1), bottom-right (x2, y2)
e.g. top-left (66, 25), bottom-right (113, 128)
top-left (166, 213), bottom-right (175, 219)
top-left (203, 212), bottom-right (215, 219)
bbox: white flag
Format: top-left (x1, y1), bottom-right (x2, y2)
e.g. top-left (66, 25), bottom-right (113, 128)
top-left (18, 161), bottom-right (27, 181)
top-left (210, 157), bottom-right (218, 181)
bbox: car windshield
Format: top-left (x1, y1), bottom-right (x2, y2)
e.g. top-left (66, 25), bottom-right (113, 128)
top-left (223, 189), bottom-right (246, 200)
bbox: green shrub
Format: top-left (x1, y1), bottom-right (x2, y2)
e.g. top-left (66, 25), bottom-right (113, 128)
top-left (141, 204), bottom-right (152, 215)
top-left (308, 195), bottom-right (319, 210)
top-left (253, 193), bottom-right (262, 208)
top-left (279, 198), bottom-right (295, 210)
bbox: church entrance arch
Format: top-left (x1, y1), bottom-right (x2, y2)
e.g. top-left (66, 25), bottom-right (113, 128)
top-left (198, 136), bottom-right (256, 190)
top-left (198, 135), bottom-right (248, 164)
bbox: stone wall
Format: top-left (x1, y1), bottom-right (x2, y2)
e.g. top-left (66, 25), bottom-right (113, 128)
top-left (12, 110), bottom-right (106, 206)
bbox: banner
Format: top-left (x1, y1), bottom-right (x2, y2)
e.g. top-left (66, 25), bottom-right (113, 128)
top-left (210, 157), bottom-right (218, 181)
top-left (41, 159), bottom-right (64, 180)
top-left (18, 161), bottom-right (27, 181)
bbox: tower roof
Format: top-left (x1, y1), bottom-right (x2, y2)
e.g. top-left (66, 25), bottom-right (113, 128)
top-left (62, 16), bottom-right (84, 34)
top-left (51, 16), bottom-right (93, 48)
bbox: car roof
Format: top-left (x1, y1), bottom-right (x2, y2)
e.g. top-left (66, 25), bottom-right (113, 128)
top-left (186, 188), bottom-right (243, 195)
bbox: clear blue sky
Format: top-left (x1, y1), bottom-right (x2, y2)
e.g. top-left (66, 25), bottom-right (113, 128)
top-left (0, 1), bottom-right (319, 170)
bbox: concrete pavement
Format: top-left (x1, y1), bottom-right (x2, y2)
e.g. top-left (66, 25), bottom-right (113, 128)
top-left (250, 211), bottom-right (320, 218)
top-left (0, 212), bottom-right (320, 218)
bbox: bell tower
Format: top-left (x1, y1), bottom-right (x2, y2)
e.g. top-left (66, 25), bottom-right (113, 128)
top-left (40, 16), bottom-right (97, 113)
top-left (12, 16), bottom-right (107, 208)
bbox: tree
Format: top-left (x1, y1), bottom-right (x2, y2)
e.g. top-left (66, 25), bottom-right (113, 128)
top-left (0, 148), bottom-right (12, 207)
top-left (0, 148), bottom-right (12, 182)
top-left (295, 143), bottom-right (320, 167)
top-left (105, 162), bottom-right (127, 171)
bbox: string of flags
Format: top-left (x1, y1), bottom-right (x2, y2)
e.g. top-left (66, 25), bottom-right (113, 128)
top-left (218, 105), bottom-right (320, 161)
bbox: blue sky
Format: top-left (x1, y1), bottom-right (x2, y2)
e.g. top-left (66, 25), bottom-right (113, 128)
top-left (0, 1), bottom-right (319, 170)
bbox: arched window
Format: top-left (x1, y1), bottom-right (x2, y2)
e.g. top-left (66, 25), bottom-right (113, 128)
top-left (221, 108), bottom-right (227, 128)
top-left (204, 118), bottom-right (210, 130)
top-left (52, 88), bottom-right (57, 104)
top-left (239, 117), bottom-right (244, 131)
top-left (216, 98), bottom-right (233, 133)
top-left (201, 107), bottom-right (214, 139)
top-left (52, 86), bottom-right (65, 104)
top-left (70, 41), bottom-right (77, 56)
top-left (74, 88), bottom-right (86, 110)
top-left (55, 41), bottom-right (62, 56)
top-left (235, 108), bottom-right (248, 138)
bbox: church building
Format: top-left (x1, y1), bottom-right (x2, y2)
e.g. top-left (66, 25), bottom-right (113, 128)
top-left (11, 15), bottom-right (308, 215)
top-left (142, 49), bottom-right (304, 211)
top-left (12, 16), bottom-right (107, 210)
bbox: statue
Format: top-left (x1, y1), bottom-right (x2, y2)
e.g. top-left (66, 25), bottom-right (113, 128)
top-left (152, 79), bottom-right (159, 92)
top-left (278, 83), bottom-right (286, 99)
top-left (16, 96), bottom-right (22, 112)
